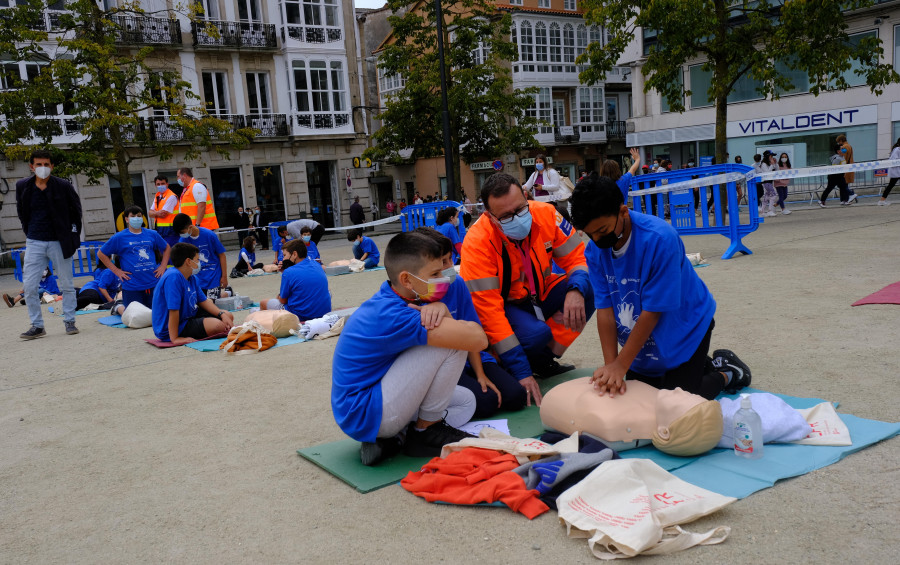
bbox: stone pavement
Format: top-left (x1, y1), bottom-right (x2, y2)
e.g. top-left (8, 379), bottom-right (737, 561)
top-left (0, 202), bottom-right (898, 563)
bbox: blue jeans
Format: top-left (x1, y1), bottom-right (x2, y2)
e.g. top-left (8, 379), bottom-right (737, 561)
top-left (23, 239), bottom-right (76, 326)
top-left (353, 246), bottom-right (379, 269)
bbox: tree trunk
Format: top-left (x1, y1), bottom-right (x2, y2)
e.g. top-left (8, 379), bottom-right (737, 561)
top-left (715, 92), bottom-right (728, 165)
top-left (115, 145), bottom-right (133, 209)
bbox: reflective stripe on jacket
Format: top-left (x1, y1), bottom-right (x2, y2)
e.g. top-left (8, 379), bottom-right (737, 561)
top-left (179, 178), bottom-right (219, 229)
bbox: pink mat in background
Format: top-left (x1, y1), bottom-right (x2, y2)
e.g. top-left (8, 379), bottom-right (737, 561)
top-left (852, 281), bottom-right (900, 306)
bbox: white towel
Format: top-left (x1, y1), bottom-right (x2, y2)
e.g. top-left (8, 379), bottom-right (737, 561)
top-left (717, 393), bottom-right (811, 448)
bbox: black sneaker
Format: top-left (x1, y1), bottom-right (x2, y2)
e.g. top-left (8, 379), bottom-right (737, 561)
top-left (65, 321), bottom-right (79, 335)
top-left (403, 420), bottom-right (475, 458)
top-left (359, 433), bottom-right (405, 466)
top-left (110, 299), bottom-right (123, 315)
top-left (532, 359), bottom-right (576, 379)
top-left (20, 326), bottom-right (46, 340)
top-left (712, 349), bottom-right (752, 394)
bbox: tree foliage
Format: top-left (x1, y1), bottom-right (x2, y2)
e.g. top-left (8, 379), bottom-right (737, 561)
top-left (365, 0), bottom-right (541, 181)
top-left (0, 0), bottom-right (255, 206)
top-left (579, 0), bottom-right (900, 161)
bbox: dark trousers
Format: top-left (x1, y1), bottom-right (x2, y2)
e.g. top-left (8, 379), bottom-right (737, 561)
top-left (254, 227), bottom-right (268, 249)
top-left (882, 177), bottom-right (898, 199)
top-left (311, 224), bottom-right (326, 245)
top-left (626, 319), bottom-right (725, 400)
top-left (76, 288), bottom-right (104, 310)
top-left (776, 186), bottom-right (788, 209)
top-left (821, 174), bottom-right (849, 203)
top-left (458, 362), bottom-right (527, 419)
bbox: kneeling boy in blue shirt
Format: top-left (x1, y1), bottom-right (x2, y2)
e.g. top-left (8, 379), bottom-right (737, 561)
top-left (347, 228), bottom-right (380, 269)
top-left (570, 175), bottom-right (751, 400)
top-left (151, 242), bottom-right (234, 345)
top-left (259, 240), bottom-right (331, 320)
top-left (332, 232), bottom-right (488, 465)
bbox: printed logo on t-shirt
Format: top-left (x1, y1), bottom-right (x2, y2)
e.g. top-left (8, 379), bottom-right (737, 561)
top-left (609, 283), bottom-right (660, 363)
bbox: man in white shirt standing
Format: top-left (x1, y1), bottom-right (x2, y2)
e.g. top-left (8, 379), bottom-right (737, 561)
top-left (176, 167), bottom-right (219, 230)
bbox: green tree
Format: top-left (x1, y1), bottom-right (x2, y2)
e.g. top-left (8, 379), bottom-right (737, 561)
top-left (579, 0), bottom-right (900, 163)
top-left (365, 0), bottom-right (542, 195)
top-left (0, 0), bottom-right (255, 207)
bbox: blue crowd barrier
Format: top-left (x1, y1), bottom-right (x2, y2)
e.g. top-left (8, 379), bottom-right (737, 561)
top-left (400, 201), bottom-right (467, 240)
top-left (13, 241), bottom-right (105, 283)
top-left (628, 163), bottom-right (762, 260)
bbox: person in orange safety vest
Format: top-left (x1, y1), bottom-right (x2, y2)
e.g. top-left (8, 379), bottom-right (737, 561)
top-left (460, 172), bottom-right (593, 407)
top-left (176, 167), bottom-right (219, 230)
top-left (147, 174), bottom-right (180, 247)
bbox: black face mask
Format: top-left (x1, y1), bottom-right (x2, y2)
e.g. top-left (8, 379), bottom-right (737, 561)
top-left (592, 214), bottom-right (623, 249)
top-left (281, 259), bottom-right (294, 270)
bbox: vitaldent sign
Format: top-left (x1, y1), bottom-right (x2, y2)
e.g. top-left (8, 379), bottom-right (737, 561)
top-left (726, 105), bottom-right (877, 138)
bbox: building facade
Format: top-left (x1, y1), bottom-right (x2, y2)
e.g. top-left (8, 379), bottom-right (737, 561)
top-left (0, 0), bottom-right (373, 251)
top-left (624, 2), bottom-right (900, 182)
top-left (362, 0), bottom-right (636, 205)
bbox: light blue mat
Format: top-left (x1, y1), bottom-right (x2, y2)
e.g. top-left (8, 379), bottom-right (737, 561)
top-left (184, 333), bottom-right (307, 352)
top-left (619, 389), bottom-right (900, 499)
top-left (49, 306), bottom-right (105, 316)
top-left (327, 265), bottom-right (386, 277)
top-left (98, 315), bottom-right (127, 328)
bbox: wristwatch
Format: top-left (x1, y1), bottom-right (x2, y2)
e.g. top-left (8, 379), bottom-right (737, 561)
top-left (216, 311), bottom-right (225, 319)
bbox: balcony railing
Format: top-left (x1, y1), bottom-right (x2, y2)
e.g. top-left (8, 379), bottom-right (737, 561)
top-left (295, 112), bottom-right (350, 130)
top-left (192, 20), bottom-right (277, 49)
top-left (284, 25), bottom-right (342, 44)
top-left (607, 120), bottom-right (626, 139)
top-left (246, 113), bottom-right (289, 137)
top-left (146, 116), bottom-right (185, 141)
top-left (114, 16), bottom-right (182, 46)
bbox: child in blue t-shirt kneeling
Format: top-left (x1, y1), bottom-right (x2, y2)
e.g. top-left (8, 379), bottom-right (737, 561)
top-left (259, 240), bottom-right (331, 320)
top-left (332, 232), bottom-right (490, 466)
top-left (347, 228), bottom-right (379, 269)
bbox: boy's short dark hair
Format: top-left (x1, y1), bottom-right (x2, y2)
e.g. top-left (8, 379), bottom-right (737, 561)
top-left (172, 213), bottom-right (192, 234)
top-left (277, 225), bottom-right (288, 235)
top-left (30, 149), bottom-right (53, 164)
top-left (123, 205), bottom-right (144, 217)
top-left (436, 207), bottom-right (458, 226)
top-left (414, 226), bottom-right (452, 257)
top-left (384, 232), bottom-right (443, 284)
top-left (283, 239), bottom-right (308, 259)
top-left (346, 228), bottom-right (363, 242)
top-left (480, 173), bottom-right (521, 211)
top-left (171, 242), bottom-right (199, 267)
top-left (299, 225), bottom-right (312, 235)
top-left (571, 175), bottom-right (624, 230)
top-left (753, 153), bottom-right (762, 163)
top-left (154, 174), bottom-right (168, 183)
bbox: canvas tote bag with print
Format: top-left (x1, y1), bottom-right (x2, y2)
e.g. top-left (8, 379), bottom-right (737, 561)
top-left (557, 459), bottom-right (735, 559)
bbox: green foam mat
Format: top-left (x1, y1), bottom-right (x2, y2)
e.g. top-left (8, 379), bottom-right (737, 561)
top-left (297, 368), bottom-right (592, 493)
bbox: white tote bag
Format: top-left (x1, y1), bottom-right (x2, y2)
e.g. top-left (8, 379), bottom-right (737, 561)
top-left (121, 301), bottom-right (153, 329)
top-left (557, 459), bottom-right (735, 559)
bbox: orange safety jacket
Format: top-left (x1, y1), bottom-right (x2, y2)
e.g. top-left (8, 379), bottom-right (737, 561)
top-left (151, 188), bottom-right (179, 227)
top-left (460, 201), bottom-right (589, 378)
top-left (179, 177), bottom-right (219, 229)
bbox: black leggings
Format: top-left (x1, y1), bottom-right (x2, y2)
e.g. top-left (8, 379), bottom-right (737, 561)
top-left (626, 319), bottom-right (725, 400)
top-left (311, 224), bottom-right (326, 245)
top-left (821, 174), bottom-right (849, 203)
top-left (76, 288), bottom-right (105, 310)
top-left (883, 177), bottom-right (898, 199)
top-left (458, 362), bottom-right (527, 419)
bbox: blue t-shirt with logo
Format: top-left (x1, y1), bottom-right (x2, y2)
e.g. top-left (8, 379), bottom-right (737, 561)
top-left (437, 222), bottom-right (462, 264)
top-left (280, 258), bottom-right (331, 320)
top-left (443, 276), bottom-right (495, 366)
top-left (81, 268), bottom-right (121, 296)
top-left (585, 211), bottom-right (716, 377)
top-left (185, 227), bottom-right (226, 290)
top-left (151, 267), bottom-right (208, 341)
top-left (331, 281), bottom-right (428, 442)
top-left (100, 228), bottom-right (168, 291)
top-left (305, 241), bottom-right (320, 262)
top-left (357, 236), bottom-right (380, 265)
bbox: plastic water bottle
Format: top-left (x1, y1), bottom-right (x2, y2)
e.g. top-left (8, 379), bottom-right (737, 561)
top-left (733, 394), bottom-right (763, 459)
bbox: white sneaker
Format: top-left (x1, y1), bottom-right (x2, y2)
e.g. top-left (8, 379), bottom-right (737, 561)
top-left (818, 201), bottom-right (826, 208)
top-left (766, 211), bottom-right (776, 217)
top-left (848, 193), bottom-right (858, 203)
top-left (782, 209), bottom-right (792, 215)
top-left (757, 206), bottom-right (763, 214)
top-left (877, 200), bottom-right (891, 206)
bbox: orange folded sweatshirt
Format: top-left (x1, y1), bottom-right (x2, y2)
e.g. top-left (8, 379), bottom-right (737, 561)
top-left (401, 447), bottom-right (549, 520)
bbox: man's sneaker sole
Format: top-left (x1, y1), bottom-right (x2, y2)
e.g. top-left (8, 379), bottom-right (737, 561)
top-left (712, 349), bottom-right (752, 394)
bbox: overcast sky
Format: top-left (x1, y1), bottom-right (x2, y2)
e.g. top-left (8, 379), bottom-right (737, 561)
top-left (354, 0), bottom-right (387, 9)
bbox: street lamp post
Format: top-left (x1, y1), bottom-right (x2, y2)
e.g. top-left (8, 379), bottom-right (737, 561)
top-left (434, 0), bottom-right (457, 202)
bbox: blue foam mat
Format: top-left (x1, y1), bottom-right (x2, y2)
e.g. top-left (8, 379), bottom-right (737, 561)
top-left (618, 389), bottom-right (900, 499)
top-left (49, 306), bottom-right (105, 315)
top-left (98, 315), bottom-right (127, 328)
top-left (184, 333), bottom-right (307, 352)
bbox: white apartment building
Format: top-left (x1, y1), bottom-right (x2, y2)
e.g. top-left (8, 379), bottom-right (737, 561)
top-left (624, 1), bottom-right (900, 183)
top-left (0, 0), bottom-right (372, 250)
top-left (365, 0), bottom-right (635, 202)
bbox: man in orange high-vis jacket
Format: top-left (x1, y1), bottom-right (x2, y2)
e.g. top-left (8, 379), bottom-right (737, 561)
top-left (147, 174), bottom-right (180, 247)
top-left (177, 167), bottom-right (219, 229)
top-left (460, 173), bottom-right (593, 406)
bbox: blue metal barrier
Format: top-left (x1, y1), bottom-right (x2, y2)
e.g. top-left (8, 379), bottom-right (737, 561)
top-left (400, 201), bottom-right (467, 239)
top-left (12, 241), bottom-right (105, 283)
top-left (628, 164), bottom-right (762, 260)
top-left (268, 220), bottom-right (291, 244)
